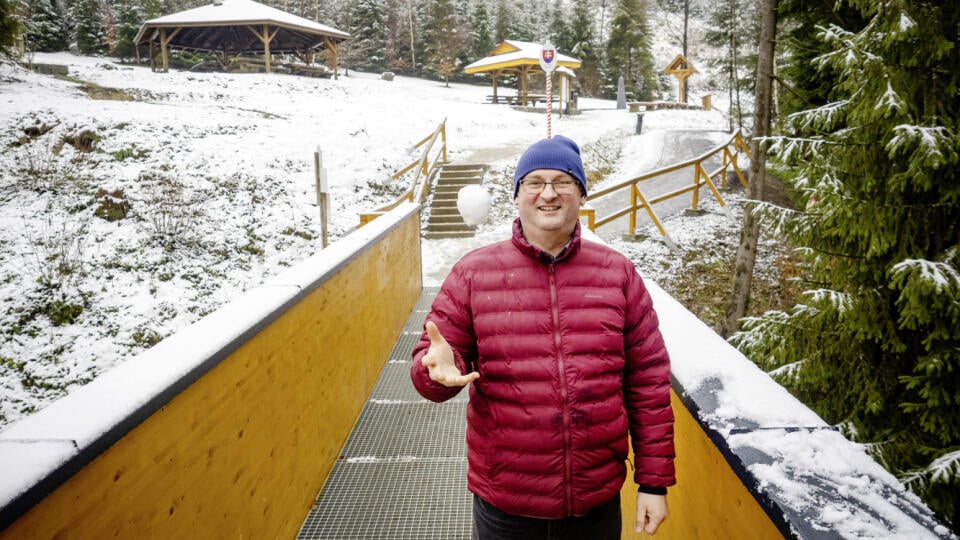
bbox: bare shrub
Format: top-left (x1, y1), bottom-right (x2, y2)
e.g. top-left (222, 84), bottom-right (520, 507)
top-left (57, 127), bottom-right (100, 153)
top-left (138, 171), bottom-right (203, 249)
top-left (24, 214), bottom-right (90, 290)
top-left (13, 142), bottom-right (82, 193)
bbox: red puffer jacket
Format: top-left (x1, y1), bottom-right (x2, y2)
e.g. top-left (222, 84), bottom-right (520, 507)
top-left (411, 219), bottom-right (675, 519)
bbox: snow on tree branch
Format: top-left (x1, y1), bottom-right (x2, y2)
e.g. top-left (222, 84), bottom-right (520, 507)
top-left (891, 259), bottom-right (960, 294)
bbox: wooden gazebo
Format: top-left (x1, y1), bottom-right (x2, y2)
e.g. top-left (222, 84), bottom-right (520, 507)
top-left (464, 40), bottom-right (581, 107)
top-left (134, 0), bottom-right (350, 77)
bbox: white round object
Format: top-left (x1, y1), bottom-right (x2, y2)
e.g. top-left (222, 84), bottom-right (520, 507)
top-left (457, 185), bottom-right (491, 226)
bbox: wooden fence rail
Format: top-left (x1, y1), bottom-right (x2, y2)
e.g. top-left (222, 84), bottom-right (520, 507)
top-left (579, 129), bottom-right (750, 250)
top-left (359, 119), bottom-right (448, 226)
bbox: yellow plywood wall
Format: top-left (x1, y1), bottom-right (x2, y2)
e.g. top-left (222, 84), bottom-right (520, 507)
top-left (0, 213), bottom-right (422, 539)
top-left (620, 391), bottom-right (785, 540)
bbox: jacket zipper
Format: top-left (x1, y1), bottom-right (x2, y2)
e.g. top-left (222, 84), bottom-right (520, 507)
top-left (549, 263), bottom-right (574, 515)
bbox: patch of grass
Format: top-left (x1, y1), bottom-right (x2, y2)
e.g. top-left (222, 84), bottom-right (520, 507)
top-left (132, 327), bottom-right (163, 348)
top-left (110, 145), bottom-right (149, 161)
top-left (1, 356), bottom-right (26, 373)
top-left (239, 241), bottom-right (264, 256)
top-left (54, 73), bottom-right (86, 85)
top-left (40, 299), bottom-right (85, 326)
top-left (67, 198), bottom-right (96, 214)
top-left (94, 188), bottom-right (131, 222)
top-left (281, 227), bottom-right (315, 241)
top-left (78, 84), bottom-right (136, 101)
top-left (20, 371), bottom-right (71, 391)
top-left (180, 272), bottom-right (203, 284)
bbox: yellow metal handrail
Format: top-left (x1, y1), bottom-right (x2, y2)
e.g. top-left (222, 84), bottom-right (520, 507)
top-left (359, 119), bottom-right (448, 226)
top-left (579, 129), bottom-right (750, 249)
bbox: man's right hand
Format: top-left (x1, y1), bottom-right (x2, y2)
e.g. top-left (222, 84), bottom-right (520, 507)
top-left (421, 321), bottom-right (479, 387)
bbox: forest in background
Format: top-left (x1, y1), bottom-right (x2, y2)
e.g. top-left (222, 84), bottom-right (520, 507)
top-left (0, 0), bottom-right (958, 530)
top-left (4, 0), bottom-right (762, 111)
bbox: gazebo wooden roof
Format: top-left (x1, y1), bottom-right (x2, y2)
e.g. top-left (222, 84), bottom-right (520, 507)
top-left (134, 0), bottom-right (350, 76)
top-left (464, 40), bottom-right (581, 104)
top-left (464, 40), bottom-right (581, 74)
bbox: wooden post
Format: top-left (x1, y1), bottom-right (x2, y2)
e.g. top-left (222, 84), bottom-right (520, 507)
top-left (324, 37), bottom-right (339, 79)
top-left (158, 27), bottom-right (181, 73)
top-left (262, 25), bottom-right (273, 73)
top-left (440, 121), bottom-right (447, 162)
top-left (160, 29), bottom-right (169, 72)
top-left (314, 147), bottom-right (329, 248)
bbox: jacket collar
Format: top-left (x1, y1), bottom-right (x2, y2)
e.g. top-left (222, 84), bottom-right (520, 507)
top-left (510, 218), bottom-right (582, 263)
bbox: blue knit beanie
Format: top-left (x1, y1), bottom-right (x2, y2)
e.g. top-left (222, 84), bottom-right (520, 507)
top-left (513, 135), bottom-right (587, 197)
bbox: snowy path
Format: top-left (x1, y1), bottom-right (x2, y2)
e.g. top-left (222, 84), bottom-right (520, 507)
top-left (589, 129), bottom-right (732, 242)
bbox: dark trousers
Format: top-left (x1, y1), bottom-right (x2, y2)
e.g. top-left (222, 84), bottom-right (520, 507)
top-left (471, 493), bottom-right (621, 540)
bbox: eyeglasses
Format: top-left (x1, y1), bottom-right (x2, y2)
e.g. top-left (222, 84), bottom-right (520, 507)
top-left (520, 179), bottom-right (579, 195)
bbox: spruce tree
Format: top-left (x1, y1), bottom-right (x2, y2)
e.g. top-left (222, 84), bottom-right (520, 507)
top-left (492, 0), bottom-right (510, 43)
top-left (109, 0), bottom-right (141, 60)
top-left (71, 0), bottom-right (105, 54)
top-left (421, 0), bottom-right (464, 85)
top-left (141, 0), bottom-right (169, 20)
top-left (0, 0), bottom-right (19, 54)
top-left (547, 1), bottom-right (571, 54)
top-left (468, 0), bottom-right (493, 59)
top-left (383, 0), bottom-right (410, 71)
top-left (731, 0), bottom-right (960, 526)
top-left (701, 0), bottom-right (759, 131)
top-left (604, 0), bottom-right (655, 101)
top-left (409, 0), bottom-right (427, 74)
top-left (568, 0), bottom-right (601, 95)
top-left (776, 0), bottom-right (867, 122)
top-left (345, 0), bottom-right (388, 71)
top-left (24, 0), bottom-right (67, 52)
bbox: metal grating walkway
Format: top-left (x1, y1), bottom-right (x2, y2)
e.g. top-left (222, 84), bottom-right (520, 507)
top-left (296, 287), bottom-right (472, 539)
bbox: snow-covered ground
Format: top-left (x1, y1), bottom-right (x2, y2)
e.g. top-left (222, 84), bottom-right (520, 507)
top-left (0, 52), bottom-right (736, 430)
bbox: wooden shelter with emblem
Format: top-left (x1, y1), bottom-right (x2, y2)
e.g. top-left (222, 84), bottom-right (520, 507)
top-left (464, 40), bottom-right (581, 109)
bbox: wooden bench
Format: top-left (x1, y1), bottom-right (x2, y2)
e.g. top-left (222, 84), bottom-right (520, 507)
top-left (285, 63), bottom-right (333, 78)
top-left (522, 94), bottom-right (560, 106)
top-left (627, 101), bottom-right (704, 113)
top-left (485, 95), bottom-right (518, 104)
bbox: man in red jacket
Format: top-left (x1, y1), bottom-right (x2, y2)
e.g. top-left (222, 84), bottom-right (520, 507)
top-left (410, 135), bottom-right (675, 539)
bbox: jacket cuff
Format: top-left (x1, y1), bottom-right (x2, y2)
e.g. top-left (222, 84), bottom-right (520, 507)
top-left (637, 486), bottom-right (667, 496)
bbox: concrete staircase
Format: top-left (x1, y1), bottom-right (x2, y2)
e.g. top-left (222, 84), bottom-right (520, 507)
top-left (424, 163), bottom-right (488, 239)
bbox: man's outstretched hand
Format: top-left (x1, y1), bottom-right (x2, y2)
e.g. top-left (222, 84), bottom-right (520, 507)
top-left (421, 321), bottom-right (479, 387)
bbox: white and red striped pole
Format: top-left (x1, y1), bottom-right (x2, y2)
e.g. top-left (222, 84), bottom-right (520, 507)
top-left (539, 40), bottom-right (558, 139)
top-left (545, 73), bottom-right (553, 138)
